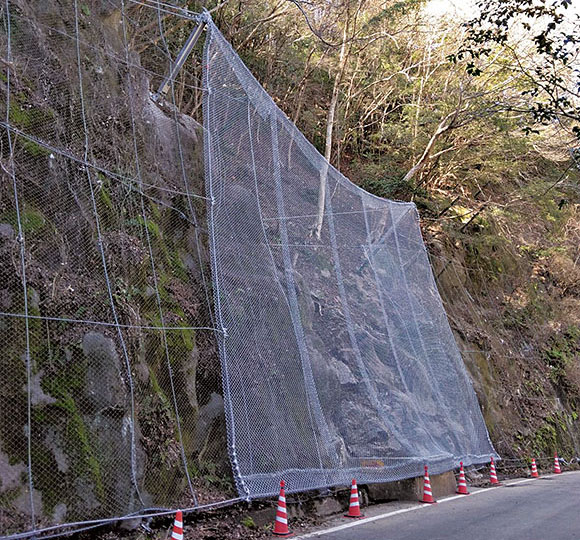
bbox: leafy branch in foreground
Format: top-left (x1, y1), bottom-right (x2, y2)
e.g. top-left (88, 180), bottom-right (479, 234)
top-left (449, 0), bottom-right (580, 138)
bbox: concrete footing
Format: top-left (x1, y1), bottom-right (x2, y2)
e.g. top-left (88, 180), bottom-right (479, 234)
top-left (367, 471), bottom-right (457, 502)
top-left (248, 471), bottom-right (458, 525)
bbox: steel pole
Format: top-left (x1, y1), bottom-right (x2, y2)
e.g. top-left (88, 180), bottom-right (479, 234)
top-left (152, 20), bottom-right (206, 102)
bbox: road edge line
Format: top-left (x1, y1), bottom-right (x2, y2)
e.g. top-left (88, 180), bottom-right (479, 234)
top-left (293, 475), bottom-right (558, 538)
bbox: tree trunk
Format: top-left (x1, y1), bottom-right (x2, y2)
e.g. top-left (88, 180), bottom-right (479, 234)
top-left (314, 24), bottom-right (349, 239)
top-left (403, 102), bottom-right (462, 185)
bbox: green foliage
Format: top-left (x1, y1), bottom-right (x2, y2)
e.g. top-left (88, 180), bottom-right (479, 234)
top-left (166, 322), bottom-right (196, 353)
top-left (531, 420), bottom-right (558, 456)
top-left (1, 0), bottom-right (578, 514)
top-left (544, 326), bottom-right (580, 401)
top-left (8, 103), bottom-right (55, 129)
top-left (21, 138), bottom-right (50, 157)
top-left (1, 208), bottom-right (46, 235)
top-left (462, 225), bottom-right (511, 281)
top-left (193, 460), bottom-right (234, 492)
top-left (357, 166), bottom-right (413, 200)
top-left (241, 516), bottom-right (256, 529)
top-left (98, 182), bottom-right (113, 211)
top-left (455, 0), bottom-right (580, 138)
top-left (8, 103), bottom-right (34, 128)
top-left (531, 411), bottom-right (578, 459)
top-left (136, 216), bottom-right (162, 240)
top-left (112, 277), bottom-right (141, 305)
top-left (53, 393), bottom-right (105, 502)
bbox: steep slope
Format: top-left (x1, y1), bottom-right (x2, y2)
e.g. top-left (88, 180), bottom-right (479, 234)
top-left (0, 1), bottom-right (230, 533)
top-left (0, 0), bottom-right (578, 536)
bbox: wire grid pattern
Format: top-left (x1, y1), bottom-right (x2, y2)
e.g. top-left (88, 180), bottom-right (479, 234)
top-left (203, 16), bottom-right (498, 501)
top-left (0, 1), bottom-right (502, 536)
top-left (0, 2), bottom-right (236, 537)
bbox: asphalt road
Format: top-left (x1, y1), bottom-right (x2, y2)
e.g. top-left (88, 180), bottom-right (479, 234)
top-left (298, 471), bottom-right (580, 540)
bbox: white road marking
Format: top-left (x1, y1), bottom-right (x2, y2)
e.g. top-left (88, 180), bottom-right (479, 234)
top-left (294, 505), bottom-right (429, 538)
top-left (293, 473), bottom-right (571, 539)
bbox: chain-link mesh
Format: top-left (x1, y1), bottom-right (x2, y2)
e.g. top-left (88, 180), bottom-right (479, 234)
top-left (203, 16), bottom-right (498, 501)
top-left (0, 2), bottom-right (235, 538)
top-left (1, 1), bottom-right (498, 536)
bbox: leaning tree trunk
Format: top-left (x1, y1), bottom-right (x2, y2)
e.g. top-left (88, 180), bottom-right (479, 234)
top-left (314, 24), bottom-right (349, 240)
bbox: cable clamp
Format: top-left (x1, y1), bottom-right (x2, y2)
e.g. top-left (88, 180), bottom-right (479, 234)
top-left (199, 10), bottom-right (212, 25)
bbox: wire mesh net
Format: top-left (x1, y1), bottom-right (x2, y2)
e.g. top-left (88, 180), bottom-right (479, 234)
top-left (0, 2), bottom-right (234, 538)
top-left (203, 15), bottom-right (498, 500)
top-left (0, 1), bottom-right (498, 537)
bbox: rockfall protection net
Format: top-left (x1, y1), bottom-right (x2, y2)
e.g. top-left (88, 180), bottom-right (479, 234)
top-left (0, 1), bottom-right (499, 536)
top-left (0, 3), bottom-right (238, 538)
top-left (203, 15), bottom-right (498, 500)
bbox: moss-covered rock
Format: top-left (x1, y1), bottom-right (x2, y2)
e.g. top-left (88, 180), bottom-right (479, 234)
top-left (0, 0), bottom-right (226, 532)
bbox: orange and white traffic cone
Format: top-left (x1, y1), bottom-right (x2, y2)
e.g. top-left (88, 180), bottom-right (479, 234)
top-left (531, 458), bottom-right (539, 478)
top-left (273, 480), bottom-right (292, 536)
top-left (170, 510), bottom-right (183, 540)
top-left (553, 452), bottom-right (562, 474)
top-left (489, 456), bottom-right (500, 485)
top-left (344, 478), bottom-right (364, 518)
top-left (420, 465), bottom-right (436, 504)
top-left (456, 462), bottom-right (469, 495)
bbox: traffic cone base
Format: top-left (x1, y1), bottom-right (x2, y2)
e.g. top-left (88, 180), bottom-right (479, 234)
top-left (343, 479), bottom-right (365, 519)
top-left (420, 466), bottom-right (437, 504)
top-left (273, 480), bottom-right (292, 536)
top-left (456, 462), bottom-right (470, 495)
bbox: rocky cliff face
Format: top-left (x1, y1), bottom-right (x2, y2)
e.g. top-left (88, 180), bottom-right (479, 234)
top-left (0, 1), bottom-right (229, 533)
top-left (432, 237), bottom-right (580, 464)
top-left (1, 0), bottom-right (579, 536)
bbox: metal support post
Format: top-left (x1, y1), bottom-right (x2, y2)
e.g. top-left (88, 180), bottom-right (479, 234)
top-left (151, 19), bottom-right (206, 102)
